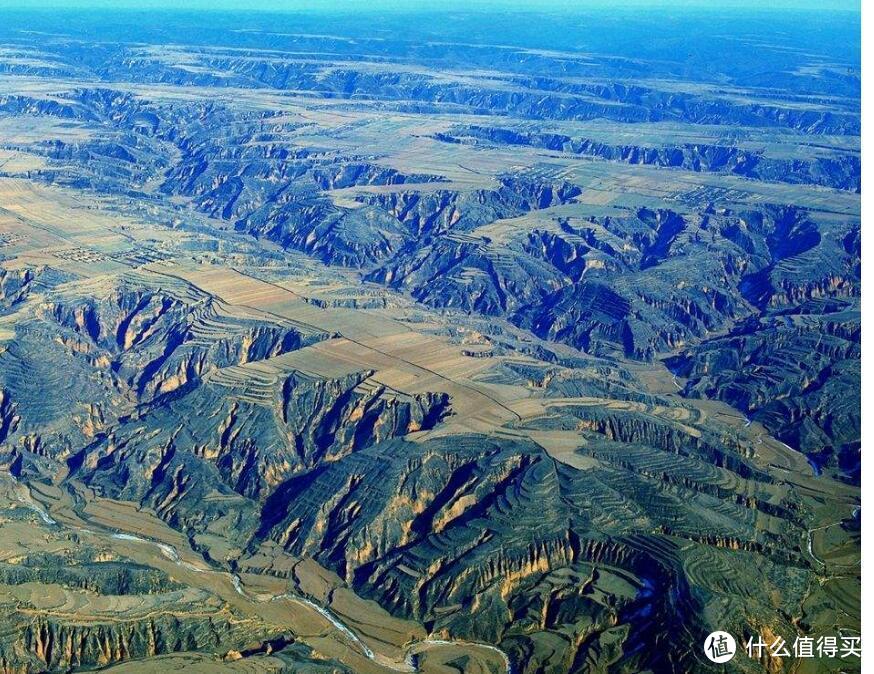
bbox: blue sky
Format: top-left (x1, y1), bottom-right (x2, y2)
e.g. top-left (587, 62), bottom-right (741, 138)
top-left (0, 0), bottom-right (861, 9)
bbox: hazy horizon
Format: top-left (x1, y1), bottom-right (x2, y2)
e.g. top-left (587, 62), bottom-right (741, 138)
top-left (0, 0), bottom-right (861, 671)
top-left (0, 0), bottom-right (861, 11)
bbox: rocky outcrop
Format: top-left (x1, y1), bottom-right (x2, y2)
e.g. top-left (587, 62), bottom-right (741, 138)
top-left (0, 268), bottom-right (38, 312)
top-left (0, 555), bottom-right (183, 596)
top-left (0, 390), bottom-right (18, 445)
top-left (1, 613), bottom-right (246, 673)
top-left (360, 177), bottom-right (581, 239)
top-left (39, 279), bottom-right (325, 399)
top-left (68, 368), bottom-right (451, 534)
top-left (0, 25), bottom-right (859, 674)
top-left (667, 308), bottom-right (861, 480)
top-left (91, 54), bottom-right (860, 134)
top-left (437, 125), bottom-right (861, 191)
top-left (254, 430), bottom-right (809, 673)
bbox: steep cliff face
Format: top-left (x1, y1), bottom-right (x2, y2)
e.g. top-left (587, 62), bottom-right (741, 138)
top-left (223, 175), bottom-right (580, 268)
top-left (515, 281), bottom-right (633, 356)
top-left (0, 556), bottom-right (183, 596)
top-left (258, 436), bottom-right (622, 652)
top-left (6, 78), bottom-right (859, 405)
top-left (0, 269), bottom-right (451, 537)
top-left (72, 368), bottom-right (452, 517)
top-left (238, 198), bottom-right (413, 267)
top-left (0, 389), bottom-right (18, 445)
top-left (366, 234), bottom-right (566, 316)
top-left (0, 268), bottom-right (38, 312)
top-left (359, 177), bottom-right (582, 238)
top-left (39, 279), bottom-right (323, 399)
top-left (0, 22), bottom-right (860, 674)
top-left (155, 123), bottom-right (447, 267)
top-left (366, 207), bottom-right (743, 358)
top-left (254, 428), bottom-right (811, 673)
top-left (0, 613), bottom-right (252, 673)
top-left (731, 206), bottom-right (858, 310)
top-left (437, 125), bottom-right (861, 191)
top-left (365, 207), bottom-right (701, 354)
top-left (0, 275), bottom-right (327, 459)
top-left (364, 202), bottom-right (858, 368)
top-left (81, 53), bottom-right (861, 134)
top-left (0, 473), bottom-right (355, 674)
top-left (668, 310), bottom-right (860, 479)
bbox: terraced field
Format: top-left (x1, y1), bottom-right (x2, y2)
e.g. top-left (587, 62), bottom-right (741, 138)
top-left (0, 6), bottom-right (861, 674)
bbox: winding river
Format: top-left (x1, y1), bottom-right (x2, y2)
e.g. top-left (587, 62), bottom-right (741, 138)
top-left (2, 474), bottom-right (513, 674)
